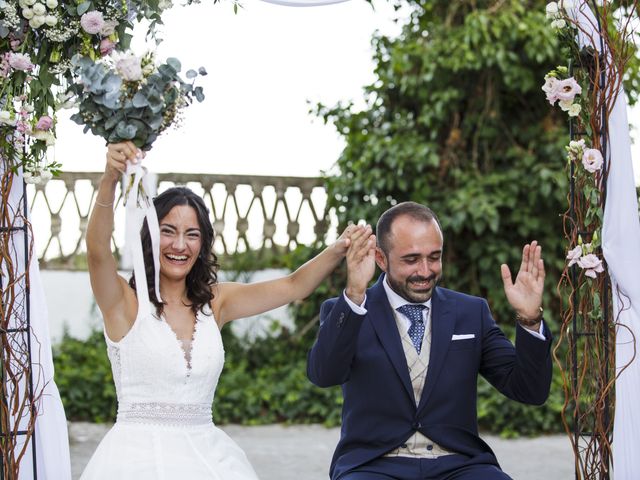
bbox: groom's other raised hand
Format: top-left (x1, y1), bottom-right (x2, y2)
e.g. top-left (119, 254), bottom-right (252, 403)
top-left (500, 240), bottom-right (545, 332)
top-left (345, 224), bottom-right (376, 306)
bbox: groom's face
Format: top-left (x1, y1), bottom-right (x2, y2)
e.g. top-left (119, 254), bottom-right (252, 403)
top-left (375, 215), bottom-right (443, 303)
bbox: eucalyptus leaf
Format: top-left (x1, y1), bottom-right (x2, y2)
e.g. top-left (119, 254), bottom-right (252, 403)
top-left (158, 64), bottom-right (178, 80)
top-left (104, 112), bottom-right (124, 130)
top-left (166, 58), bottom-right (182, 73)
top-left (115, 122), bottom-right (137, 140)
top-left (194, 87), bottom-right (205, 102)
top-left (198, 67), bottom-right (208, 76)
top-left (77, 1), bottom-right (91, 15)
top-left (186, 69), bottom-right (198, 79)
top-left (132, 93), bottom-right (150, 108)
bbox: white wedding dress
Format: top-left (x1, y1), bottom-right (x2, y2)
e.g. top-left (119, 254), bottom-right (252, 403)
top-left (79, 297), bottom-right (259, 480)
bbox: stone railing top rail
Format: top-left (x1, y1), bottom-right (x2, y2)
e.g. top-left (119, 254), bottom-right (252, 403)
top-left (30, 171), bottom-right (335, 270)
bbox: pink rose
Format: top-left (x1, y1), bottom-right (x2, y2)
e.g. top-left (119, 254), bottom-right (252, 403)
top-left (8, 53), bottom-right (34, 71)
top-left (582, 148), bottom-right (603, 173)
top-left (35, 115), bottom-right (53, 131)
top-left (566, 245), bottom-right (582, 267)
top-left (80, 11), bottom-right (105, 35)
top-left (116, 55), bottom-right (143, 81)
top-left (100, 38), bottom-right (116, 56)
top-left (577, 254), bottom-right (604, 278)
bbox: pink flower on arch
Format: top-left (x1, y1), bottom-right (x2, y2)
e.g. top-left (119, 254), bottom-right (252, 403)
top-left (566, 245), bottom-right (582, 266)
top-left (577, 254), bottom-right (604, 278)
top-left (556, 77), bottom-right (582, 102)
top-left (100, 38), bottom-right (116, 56)
top-left (542, 76), bottom-right (560, 104)
top-left (80, 11), bottom-right (105, 35)
top-left (35, 115), bottom-right (53, 131)
top-left (8, 53), bottom-right (34, 72)
top-left (582, 148), bottom-right (603, 173)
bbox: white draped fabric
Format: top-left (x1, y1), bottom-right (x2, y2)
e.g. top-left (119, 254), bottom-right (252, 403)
top-left (2, 165), bottom-right (71, 480)
top-left (567, 2), bottom-right (640, 478)
top-left (257, 0), bottom-right (350, 6)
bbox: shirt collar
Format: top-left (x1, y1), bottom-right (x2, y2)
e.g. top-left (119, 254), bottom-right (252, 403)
top-left (382, 274), bottom-right (432, 311)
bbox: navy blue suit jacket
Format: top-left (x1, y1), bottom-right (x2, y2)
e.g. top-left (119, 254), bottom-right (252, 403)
top-left (307, 275), bottom-right (553, 479)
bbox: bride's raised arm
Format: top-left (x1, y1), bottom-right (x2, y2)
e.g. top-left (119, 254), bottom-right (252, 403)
top-left (86, 142), bottom-right (140, 340)
top-left (212, 224), bottom-right (376, 326)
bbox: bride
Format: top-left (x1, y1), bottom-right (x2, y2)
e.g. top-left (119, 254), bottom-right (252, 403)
top-left (80, 142), bottom-right (375, 479)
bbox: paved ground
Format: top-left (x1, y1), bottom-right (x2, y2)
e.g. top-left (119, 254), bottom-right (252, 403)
top-left (69, 422), bottom-right (574, 479)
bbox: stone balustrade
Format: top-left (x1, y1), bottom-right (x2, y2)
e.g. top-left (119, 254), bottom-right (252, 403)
top-left (29, 172), bottom-right (335, 270)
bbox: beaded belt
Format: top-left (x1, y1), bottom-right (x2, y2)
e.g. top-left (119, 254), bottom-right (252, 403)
top-left (117, 402), bottom-right (212, 426)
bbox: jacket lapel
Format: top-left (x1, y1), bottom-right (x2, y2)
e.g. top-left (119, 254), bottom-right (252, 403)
top-left (417, 286), bottom-right (455, 412)
top-left (366, 275), bottom-right (414, 402)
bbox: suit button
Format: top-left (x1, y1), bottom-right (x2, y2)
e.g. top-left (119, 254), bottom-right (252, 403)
top-left (426, 444), bottom-right (433, 451)
top-left (337, 313), bottom-right (345, 326)
top-left (400, 444), bottom-right (407, 449)
top-left (412, 422), bottom-right (421, 429)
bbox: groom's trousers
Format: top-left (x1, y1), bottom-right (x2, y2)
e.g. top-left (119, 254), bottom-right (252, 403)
top-left (338, 454), bottom-right (512, 480)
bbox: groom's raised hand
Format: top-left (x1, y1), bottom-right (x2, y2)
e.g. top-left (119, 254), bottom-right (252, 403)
top-left (500, 241), bottom-right (545, 330)
top-left (345, 224), bottom-right (376, 306)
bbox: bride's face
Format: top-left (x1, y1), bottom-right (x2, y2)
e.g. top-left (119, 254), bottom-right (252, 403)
top-left (158, 205), bottom-right (203, 282)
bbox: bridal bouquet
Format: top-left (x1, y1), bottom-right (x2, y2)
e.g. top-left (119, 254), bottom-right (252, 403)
top-left (68, 51), bottom-right (206, 150)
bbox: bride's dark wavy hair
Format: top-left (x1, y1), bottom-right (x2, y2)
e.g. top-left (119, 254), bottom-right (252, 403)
top-left (129, 187), bottom-right (219, 316)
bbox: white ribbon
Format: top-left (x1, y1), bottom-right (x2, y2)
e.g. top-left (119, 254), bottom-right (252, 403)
top-left (124, 161), bottom-right (163, 308)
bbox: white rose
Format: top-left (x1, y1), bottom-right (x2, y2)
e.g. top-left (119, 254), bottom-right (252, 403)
top-left (545, 2), bottom-right (559, 16)
top-left (22, 7), bottom-right (34, 19)
top-left (116, 56), bottom-right (143, 82)
top-left (29, 15), bottom-right (45, 28)
top-left (551, 19), bottom-right (566, 29)
top-left (18, 0), bottom-right (27, 7)
top-left (40, 170), bottom-right (53, 182)
top-left (569, 139), bottom-right (585, 149)
top-left (32, 2), bottom-right (45, 15)
top-left (24, 174), bottom-right (39, 184)
top-left (45, 14), bottom-right (57, 26)
top-left (32, 130), bottom-right (55, 146)
top-left (558, 99), bottom-right (573, 111)
top-left (24, 0), bottom-right (36, 5)
top-left (0, 110), bottom-right (17, 126)
top-left (23, 104), bottom-right (34, 113)
top-left (568, 103), bottom-right (581, 117)
top-left (45, 0), bottom-right (57, 7)
top-left (561, 0), bottom-right (576, 10)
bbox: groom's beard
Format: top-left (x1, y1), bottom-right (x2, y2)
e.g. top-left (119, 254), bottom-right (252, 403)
top-left (386, 270), bottom-right (441, 304)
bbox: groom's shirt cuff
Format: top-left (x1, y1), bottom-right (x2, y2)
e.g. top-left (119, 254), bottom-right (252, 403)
top-left (343, 291), bottom-right (367, 315)
top-left (521, 321), bottom-right (546, 340)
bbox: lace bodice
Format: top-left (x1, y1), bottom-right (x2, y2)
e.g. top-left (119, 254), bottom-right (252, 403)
top-left (104, 304), bottom-right (223, 426)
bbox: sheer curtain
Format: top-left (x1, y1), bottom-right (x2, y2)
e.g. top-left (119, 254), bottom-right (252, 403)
top-left (3, 166), bottom-right (72, 480)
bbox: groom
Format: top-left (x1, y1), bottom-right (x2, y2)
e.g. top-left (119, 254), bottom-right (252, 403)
top-left (307, 202), bottom-right (552, 479)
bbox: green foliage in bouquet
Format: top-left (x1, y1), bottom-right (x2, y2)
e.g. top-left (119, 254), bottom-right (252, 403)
top-left (68, 53), bottom-right (206, 150)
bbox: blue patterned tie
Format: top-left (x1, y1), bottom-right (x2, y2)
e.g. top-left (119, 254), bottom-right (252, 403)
top-left (397, 304), bottom-right (428, 354)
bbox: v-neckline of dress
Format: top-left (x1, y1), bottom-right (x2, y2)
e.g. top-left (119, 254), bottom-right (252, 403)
top-left (160, 312), bottom-right (201, 375)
